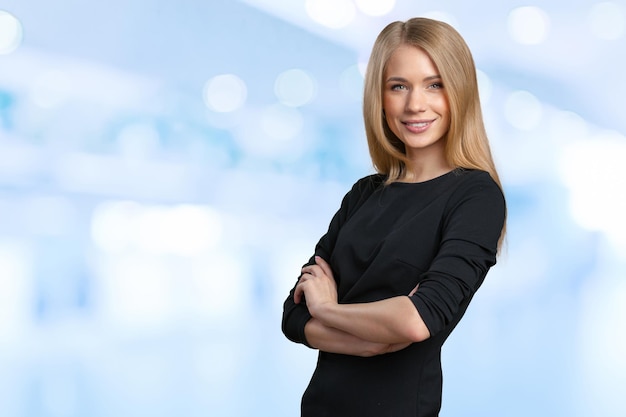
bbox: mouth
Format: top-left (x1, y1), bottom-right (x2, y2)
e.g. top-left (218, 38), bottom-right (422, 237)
top-left (402, 119), bottom-right (435, 133)
top-left (403, 120), bottom-right (434, 128)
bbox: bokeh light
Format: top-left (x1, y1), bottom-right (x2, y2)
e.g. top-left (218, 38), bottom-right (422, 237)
top-left (508, 6), bottom-right (550, 45)
top-left (558, 130), bottom-right (626, 245)
top-left (354, 0), bottom-right (396, 17)
top-left (203, 74), bottom-right (247, 113)
top-left (0, 11), bottom-right (22, 54)
top-left (274, 68), bottom-right (316, 107)
top-left (91, 201), bottom-right (223, 256)
top-left (305, 0), bottom-right (356, 29)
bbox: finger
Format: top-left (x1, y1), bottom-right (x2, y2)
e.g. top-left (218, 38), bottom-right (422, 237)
top-left (301, 265), bottom-right (320, 277)
top-left (315, 256), bottom-right (333, 278)
top-left (294, 282), bottom-right (304, 304)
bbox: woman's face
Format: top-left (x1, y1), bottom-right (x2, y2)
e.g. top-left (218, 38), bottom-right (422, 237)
top-left (382, 45), bottom-right (451, 160)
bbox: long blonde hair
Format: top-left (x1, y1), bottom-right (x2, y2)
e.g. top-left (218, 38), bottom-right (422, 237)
top-left (363, 17), bottom-right (506, 246)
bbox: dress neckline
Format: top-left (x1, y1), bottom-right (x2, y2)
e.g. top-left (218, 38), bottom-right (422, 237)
top-left (391, 168), bottom-right (462, 186)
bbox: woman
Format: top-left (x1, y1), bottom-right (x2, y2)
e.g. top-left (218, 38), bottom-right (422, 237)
top-left (282, 17), bottom-right (506, 417)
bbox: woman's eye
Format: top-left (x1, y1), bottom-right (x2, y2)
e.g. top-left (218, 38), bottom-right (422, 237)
top-left (391, 84), bottom-right (406, 91)
top-left (429, 82), bottom-right (443, 89)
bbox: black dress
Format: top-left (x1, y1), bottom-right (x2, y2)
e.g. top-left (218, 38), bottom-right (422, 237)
top-left (282, 169), bottom-right (506, 417)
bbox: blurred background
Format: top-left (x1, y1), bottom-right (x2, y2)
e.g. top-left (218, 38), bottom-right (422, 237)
top-left (0, 0), bottom-right (625, 416)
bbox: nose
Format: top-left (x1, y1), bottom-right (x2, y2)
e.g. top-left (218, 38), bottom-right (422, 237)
top-left (405, 90), bottom-right (427, 112)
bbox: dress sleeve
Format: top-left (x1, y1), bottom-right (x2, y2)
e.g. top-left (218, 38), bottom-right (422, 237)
top-left (281, 175), bottom-right (380, 346)
top-left (409, 172), bottom-right (506, 337)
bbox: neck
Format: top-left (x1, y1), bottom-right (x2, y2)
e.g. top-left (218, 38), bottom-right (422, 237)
top-left (399, 164), bottom-right (454, 183)
top-left (401, 149), bottom-right (453, 183)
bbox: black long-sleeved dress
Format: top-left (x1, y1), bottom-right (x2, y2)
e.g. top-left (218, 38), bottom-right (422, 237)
top-left (282, 168), bottom-right (506, 417)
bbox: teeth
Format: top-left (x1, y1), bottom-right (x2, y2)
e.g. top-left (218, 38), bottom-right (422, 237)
top-left (407, 122), bottom-right (429, 127)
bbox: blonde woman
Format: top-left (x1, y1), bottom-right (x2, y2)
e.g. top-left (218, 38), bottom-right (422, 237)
top-left (282, 17), bottom-right (506, 417)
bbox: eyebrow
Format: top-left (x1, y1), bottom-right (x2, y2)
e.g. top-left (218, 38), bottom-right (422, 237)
top-left (385, 75), bottom-right (442, 83)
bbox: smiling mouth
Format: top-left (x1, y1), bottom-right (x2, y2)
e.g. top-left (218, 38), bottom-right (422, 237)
top-left (404, 120), bottom-right (433, 127)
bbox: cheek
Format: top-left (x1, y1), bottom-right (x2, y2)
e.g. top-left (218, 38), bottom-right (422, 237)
top-left (438, 104), bottom-right (450, 126)
top-left (382, 96), bottom-right (400, 118)
top-left (383, 108), bottom-right (397, 132)
top-left (437, 99), bottom-right (449, 115)
top-left (382, 98), bottom-right (391, 120)
top-left (434, 98), bottom-right (450, 121)
top-left (382, 95), bottom-right (390, 112)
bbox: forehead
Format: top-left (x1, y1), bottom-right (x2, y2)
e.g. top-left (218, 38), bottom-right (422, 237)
top-left (384, 45), bottom-right (438, 77)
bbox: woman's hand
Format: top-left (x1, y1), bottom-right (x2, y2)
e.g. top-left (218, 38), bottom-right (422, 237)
top-left (294, 256), bottom-right (337, 316)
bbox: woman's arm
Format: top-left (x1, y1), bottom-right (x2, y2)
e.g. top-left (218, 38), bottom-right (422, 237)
top-left (304, 318), bottom-right (411, 357)
top-left (296, 257), bottom-right (431, 344)
top-left (281, 176), bottom-right (383, 347)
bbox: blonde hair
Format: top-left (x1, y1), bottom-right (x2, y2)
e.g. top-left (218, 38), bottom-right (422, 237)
top-left (363, 17), bottom-right (506, 247)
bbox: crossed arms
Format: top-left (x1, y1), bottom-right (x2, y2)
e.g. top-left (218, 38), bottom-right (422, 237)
top-left (294, 256), bottom-right (430, 357)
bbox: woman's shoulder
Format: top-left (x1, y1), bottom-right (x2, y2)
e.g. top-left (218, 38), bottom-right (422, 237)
top-left (445, 169), bottom-right (506, 246)
top-left (449, 168), bottom-right (505, 207)
top-left (444, 169), bottom-right (505, 206)
top-left (351, 173), bottom-right (386, 193)
top-left (453, 168), bottom-right (500, 189)
top-left (338, 174), bottom-right (385, 208)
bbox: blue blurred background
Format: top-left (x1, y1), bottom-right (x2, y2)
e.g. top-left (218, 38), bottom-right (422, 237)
top-left (0, 0), bottom-right (625, 416)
